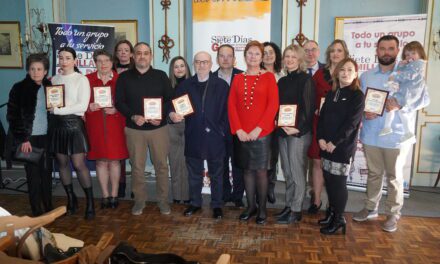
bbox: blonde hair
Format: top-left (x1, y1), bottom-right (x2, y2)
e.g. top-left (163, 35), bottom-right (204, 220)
top-left (282, 44), bottom-right (307, 72)
top-left (325, 39), bottom-right (349, 69)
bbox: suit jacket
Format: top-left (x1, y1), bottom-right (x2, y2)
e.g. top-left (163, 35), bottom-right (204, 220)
top-left (173, 72), bottom-right (229, 160)
top-left (318, 61), bottom-right (325, 69)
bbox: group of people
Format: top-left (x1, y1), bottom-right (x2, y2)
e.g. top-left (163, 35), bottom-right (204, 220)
top-left (7, 34), bottom-right (429, 235)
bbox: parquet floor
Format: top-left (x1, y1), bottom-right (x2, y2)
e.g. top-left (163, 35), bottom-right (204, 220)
top-left (1, 194), bottom-right (439, 264)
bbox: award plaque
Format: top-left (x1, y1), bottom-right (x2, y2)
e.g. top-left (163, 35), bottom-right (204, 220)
top-left (319, 97), bottom-right (325, 114)
top-left (143, 97), bottom-right (162, 120)
top-left (364, 87), bottom-right (389, 116)
top-left (172, 94), bottom-right (194, 117)
top-left (46, 85), bottom-right (65, 109)
top-left (278, 104), bottom-right (298, 127)
top-left (93, 86), bottom-right (112, 108)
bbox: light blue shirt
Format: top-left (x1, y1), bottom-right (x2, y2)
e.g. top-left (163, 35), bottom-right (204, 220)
top-left (359, 64), bottom-right (428, 149)
top-left (31, 85), bottom-right (48, 135)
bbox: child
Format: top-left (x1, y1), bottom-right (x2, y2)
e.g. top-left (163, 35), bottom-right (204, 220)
top-left (379, 41), bottom-right (428, 143)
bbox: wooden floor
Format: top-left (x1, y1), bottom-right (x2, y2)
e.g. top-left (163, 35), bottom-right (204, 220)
top-left (1, 194), bottom-right (439, 264)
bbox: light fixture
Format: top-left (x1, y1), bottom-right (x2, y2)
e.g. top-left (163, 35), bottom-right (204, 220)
top-left (22, 8), bottom-right (51, 55)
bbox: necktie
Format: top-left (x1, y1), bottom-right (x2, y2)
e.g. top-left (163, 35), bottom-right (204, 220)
top-left (308, 68), bottom-right (313, 76)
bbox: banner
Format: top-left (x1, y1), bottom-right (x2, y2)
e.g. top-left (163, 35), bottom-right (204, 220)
top-left (342, 14), bottom-right (427, 195)
top-left (48, 23), bottom-right (115, 75)
top-left (193, 0), bottom-right (271, 70)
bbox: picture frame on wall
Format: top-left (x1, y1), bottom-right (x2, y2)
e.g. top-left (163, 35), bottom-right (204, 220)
top-left (81, 19), bottom-right (138, 45)
top-left (0, 21), bottom-right (23, 69)
top-left (334, 16), bottom-right (364, 39)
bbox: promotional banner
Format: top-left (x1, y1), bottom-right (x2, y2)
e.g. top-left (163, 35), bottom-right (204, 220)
top-left (193, 0), bottom-right (271, 70)
top-left (342, 14), bottom-right (427, 195)
top-left (48, 23), bottom-right (115, 75)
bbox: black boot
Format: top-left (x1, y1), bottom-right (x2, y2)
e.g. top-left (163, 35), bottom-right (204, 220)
top-left (318, 207), bottom-right (334, 226)
top-left (267, 169), bottom-right (276, 204)
top-left (83, 187), bottom-right (95, 220)
top-left (63, 184), bottom-right (78, 215)
top-left (320, 214), bottom-right (346, 235)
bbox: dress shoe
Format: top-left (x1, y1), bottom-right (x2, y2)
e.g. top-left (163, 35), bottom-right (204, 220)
top-left (109, 197), bottom-right (119, 209)
top-left (101, 197), bottom-right (110, 209)
top-left (239, 208), bottom-right (257, 221)
top-left (256, 216), bottom-right (266, 225)
top-left (277, 211), bottom-right (302, 224)
top-left (213, 208), bottom-right (223, 219)
top-left (173, 199), bottom-right (181, 204)
top-left (274, 207), bottom-right (291, 218)
top-left (308, 201), bottom-right (322, 214)
top-left (183, 200), bottom-right (191, 205)
top-left (184, 205), bottom-right (201, 216)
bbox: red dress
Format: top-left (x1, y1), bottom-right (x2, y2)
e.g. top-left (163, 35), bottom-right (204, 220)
top-left (308, 68), bottom-right (332, 159)
top-left (228, 72), bottom-right (279, 137)
top-left (85, 71), bottom-right (129, 160)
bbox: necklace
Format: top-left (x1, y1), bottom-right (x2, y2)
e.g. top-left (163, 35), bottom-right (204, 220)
top-left (243, 71), bottom-right (261, 110)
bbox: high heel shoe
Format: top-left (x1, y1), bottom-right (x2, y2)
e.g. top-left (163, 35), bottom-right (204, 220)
top-left (320, 214), bottom-right (346, 235)
top-left (239, 208), bottom-right (257, 221)
top-left (109, 197), bottom-right (119, 209)
top-left (101, 197), bottom-right (110, 209)
top-left (318, 207), bottom-right (334, 226)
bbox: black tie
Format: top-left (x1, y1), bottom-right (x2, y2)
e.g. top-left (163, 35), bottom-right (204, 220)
top-left (307, 68), bottom-right (313, 76)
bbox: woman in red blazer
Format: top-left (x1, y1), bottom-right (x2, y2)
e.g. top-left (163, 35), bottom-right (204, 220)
top-left (85, 50), bottom-right (129, 209)
top-left (228, 41), bottom-right (279, 224)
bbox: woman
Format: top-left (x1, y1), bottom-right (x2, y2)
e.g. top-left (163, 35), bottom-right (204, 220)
top-left (49, 47), bottom-right (94, 219)
top-left (317, 58), bottom-right (364, 235)
top-left (228, 40), bottom-right (279, 224)
top-left (262, 41), bottom-right (284, 204)
top-left (307, 39), bottom-right (349, 214)
top-left (113, 40), bottom-right (134, 198)
top-left (276, 45), bottom-right (315, 224)
top-left (168, 56), bottom-right (192, 204)
top-left (85, 50), bottom-right (129, 209)
top-left (7, 53), bottom-right (53, 216)
top-left (113, 40), bottom-right (135, 74)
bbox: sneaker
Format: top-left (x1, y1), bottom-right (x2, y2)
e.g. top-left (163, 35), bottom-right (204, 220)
top-left (131, 201), bottom-right (145, 216)
top-left (379, 127), bottom-right (393, 136)
top-left (352, 208), bottom-right (378, 222)
top-left (158, 201), bottom-right (171, 215)
top-left (382, 215), bottom-right (399, 232)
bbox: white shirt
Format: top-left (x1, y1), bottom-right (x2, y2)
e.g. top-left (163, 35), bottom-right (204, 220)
top-left (51, 72), bottom-right (90, 116)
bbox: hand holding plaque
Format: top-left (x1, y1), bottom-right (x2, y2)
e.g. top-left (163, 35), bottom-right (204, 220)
top-left (46, 85), bottom-right (65, 109)
top-left (278, 104), bottom-right (298, 127)
top-left (172, 94), bottom-right (194, 117)
top-left (93, 86), bottom-right (112, 108)
top-left (364, 87), bottom-right (389, 116)
top-left (143, 98), bottom-right (162, 120)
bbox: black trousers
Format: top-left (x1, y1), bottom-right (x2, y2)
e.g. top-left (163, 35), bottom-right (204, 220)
top-left (223, 140), bottom-right (244, 203)
top-left (24, 135), bottom-right (53, 216)
top-left (323, 170), bottom-right (348, 215)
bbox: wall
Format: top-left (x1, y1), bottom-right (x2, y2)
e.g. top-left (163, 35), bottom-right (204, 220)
top-left (0, 0), bottom-right (26, 130)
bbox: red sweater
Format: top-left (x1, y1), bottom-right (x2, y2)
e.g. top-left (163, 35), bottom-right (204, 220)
top-left (228, 72), bottom-right (279, 137)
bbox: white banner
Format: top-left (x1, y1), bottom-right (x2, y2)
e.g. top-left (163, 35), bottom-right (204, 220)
top-left (342, 14), bottom-right (427, 195)
top-left (192, 0), bottom-right (271, 71)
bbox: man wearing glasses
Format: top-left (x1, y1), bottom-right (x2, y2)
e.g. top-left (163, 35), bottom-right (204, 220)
top-left (303, 40), bottom-right (325, 76)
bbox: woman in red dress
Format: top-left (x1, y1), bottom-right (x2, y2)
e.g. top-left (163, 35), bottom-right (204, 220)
top-left (228, 41), bottom-right (279, 224)
top-left (85, 49), bottom-right (129, 209)
top-left (307, 39), bottom-right (349, 214)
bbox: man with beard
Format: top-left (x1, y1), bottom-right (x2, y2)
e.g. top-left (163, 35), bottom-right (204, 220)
top-left (115, 42), bottom-right (173, 216)
top-left (353, 35), bottom-right (429, 232)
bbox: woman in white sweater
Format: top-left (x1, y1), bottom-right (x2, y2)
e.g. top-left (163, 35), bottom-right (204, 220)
top-left (49, 47), bottom-right (94, 219)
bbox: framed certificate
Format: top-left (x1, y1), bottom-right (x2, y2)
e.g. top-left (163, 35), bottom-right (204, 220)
top-left (319, 97), bottom-right (325, 114)
top-left (364, 87), bottom-right (389, 116)
top-left (278, 104), bottom-right (298, 127)
top-left (46, 85), bottom-right (65, 109)
top-left (143, 97), bottom-right (162, 120)
top-left (93, 86), bottom-right (112, 108)
top-left (172, 94), bottom-right (194, 117)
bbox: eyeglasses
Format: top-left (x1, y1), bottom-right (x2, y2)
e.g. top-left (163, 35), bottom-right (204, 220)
top-left (304, 48), bottom-right (318, 53)
top-left (194, 60), bottom-right (210, 66)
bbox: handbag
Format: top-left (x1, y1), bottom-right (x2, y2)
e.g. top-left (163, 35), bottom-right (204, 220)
top-left (14, 144), bottom-right (44, 165)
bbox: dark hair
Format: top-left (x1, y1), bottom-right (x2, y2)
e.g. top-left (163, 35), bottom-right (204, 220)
top-left (262, 41), bottom-right (282, 73)
top-left (58, 47), bottom-right (80, 73)
top-left (325, 39), bottom-right (349, 69)
top-left (377, 35), bottom-right (399, 47)
top-left (26, 53), bottom-right (49, 72)
top-left (217, 44), bottom-right (235, 57)
top-left (244, 40), bottom-right (264, 58)
top-left (134, 42), bottom-right (152, 52)
top-left (332, 58), bottom-right (360, 91)
top-left (113, 39), bottom-right (135, 69)
top-left (401, 41), bottom-right (426, 60)
top-left (93, 49), bottom-right (113, 63)
top-left (168, 56), bottom-right (192, 88)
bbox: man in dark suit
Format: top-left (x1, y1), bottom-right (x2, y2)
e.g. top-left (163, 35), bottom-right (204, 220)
top-left (212, 44), bottom-right (245, 208)
top-left (304, 40), bottom-right (325, 76)
top-left (170, 51), bottom-right (229, 219)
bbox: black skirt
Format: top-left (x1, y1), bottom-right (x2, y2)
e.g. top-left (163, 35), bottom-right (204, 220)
top-left (48, 115), bottom-right (89, 155)
top-left (233, 134), bottom-right (272, 170)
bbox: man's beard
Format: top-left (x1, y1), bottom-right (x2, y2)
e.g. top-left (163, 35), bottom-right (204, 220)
top-left (378, 56), bottom-right (396, 66)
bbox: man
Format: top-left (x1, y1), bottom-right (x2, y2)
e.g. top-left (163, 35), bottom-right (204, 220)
top-left (353, 35), bottom-right (430, 232)
top-left (115, 42), bottom-right (173, 216)
top-left (170, 51), bottom-right (229, 219)
top-left (212, 44), bottom-right (245, 208)
top-left (303, 40), bottom-right (325, 76)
